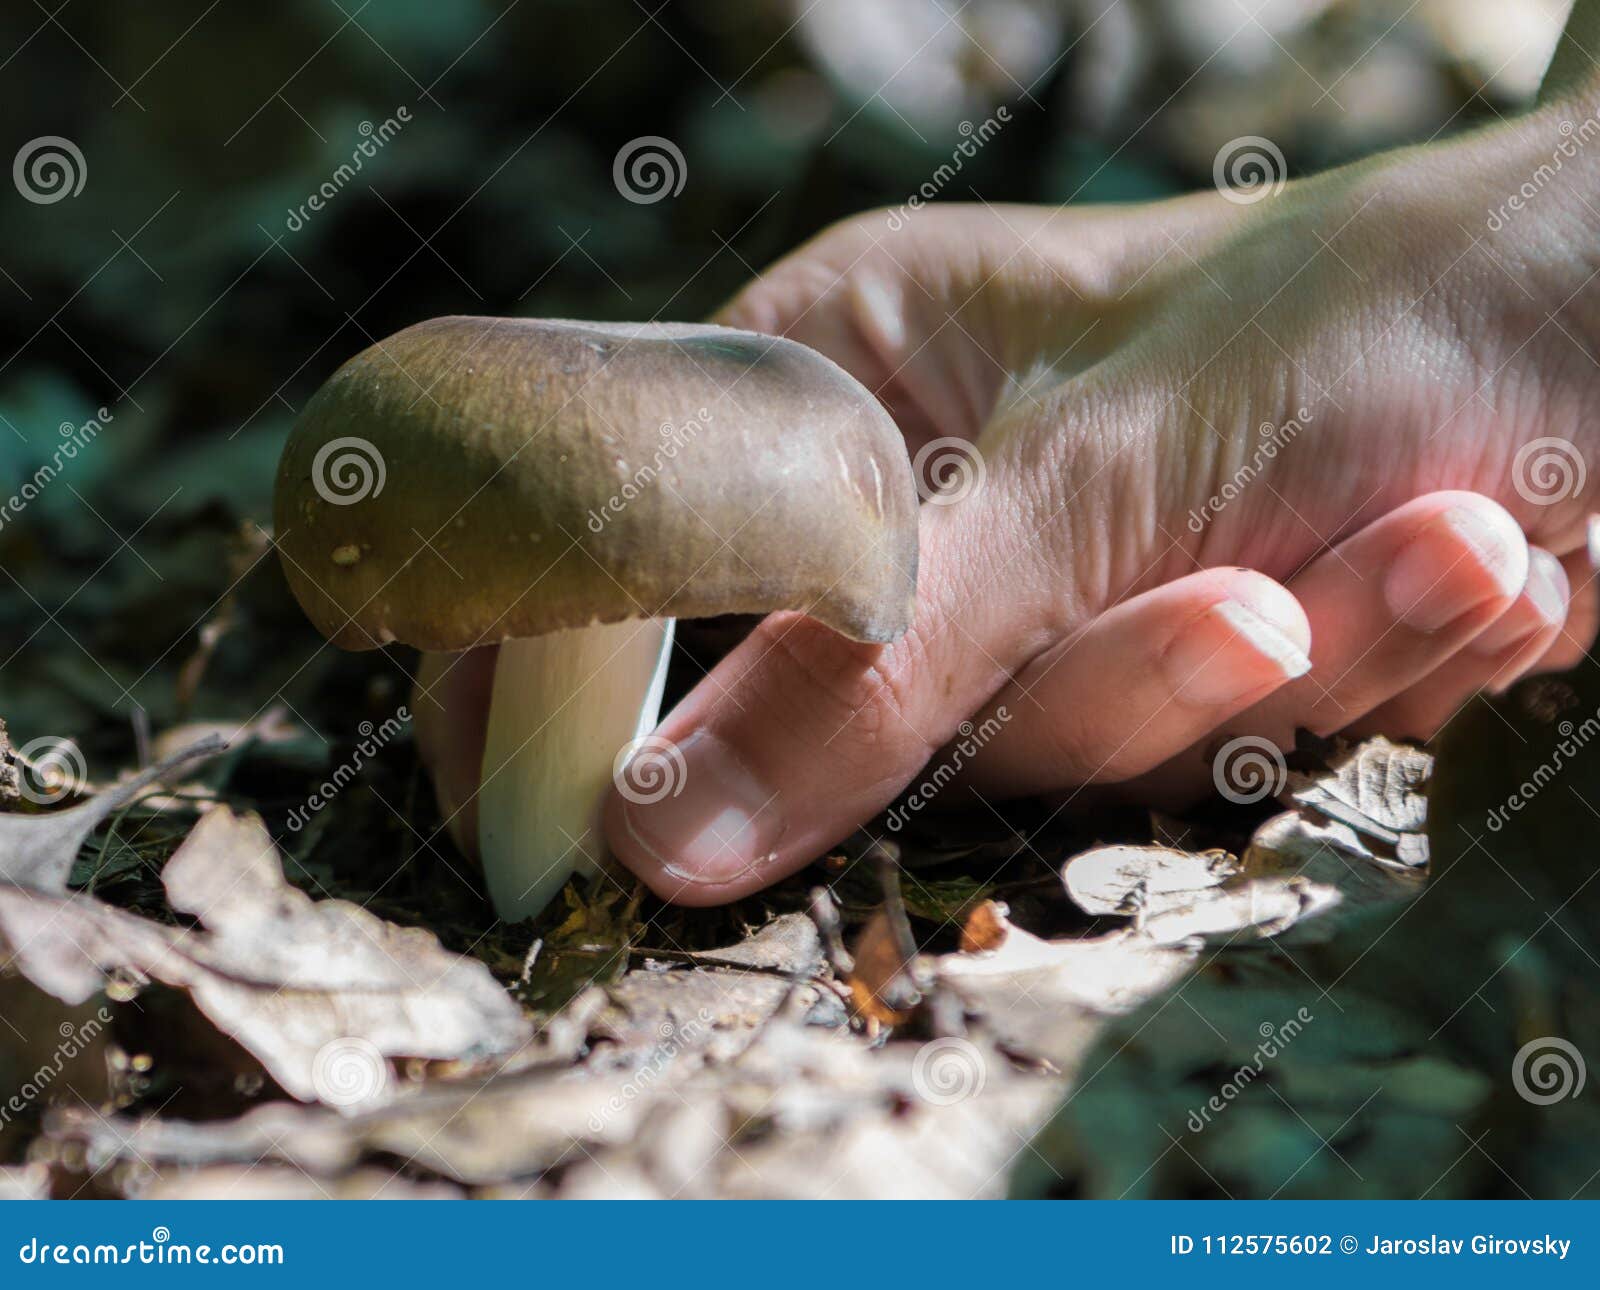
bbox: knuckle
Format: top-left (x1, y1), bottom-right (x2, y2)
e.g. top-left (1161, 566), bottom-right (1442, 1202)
top-left (758, 615), bottom-right (934, 760)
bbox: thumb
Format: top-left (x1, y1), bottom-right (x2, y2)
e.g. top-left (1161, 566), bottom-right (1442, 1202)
top-left (603, 497), bottom-right (1046, 905)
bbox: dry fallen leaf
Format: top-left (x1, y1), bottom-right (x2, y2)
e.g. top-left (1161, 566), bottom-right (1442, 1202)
top-left (1062, 844), bottom-right (1240, 919)
top-left (0, 718), bottom-right (19, 806)
top-left (8, 735), bottom-right (1442, 1199)
top-left (959, 898), bottom-right (1008, 953)
top-left (938, 901), bottom-right (1196, 1067)
top-left (847, 909), bottom-right (919, 1026)
top-left (1, 805), bottom-right (530, 1111)
top-left (144, 1164), bottom-right (465, 1201)
top-left (1281, 734), bottom-right (1432, 868)
top-left (0, 736), bottom-right (224, 892)
top-left (0, 1164), bottom-right (48, 1200)
top-left (1060, 842), bottom-right (1342, 946)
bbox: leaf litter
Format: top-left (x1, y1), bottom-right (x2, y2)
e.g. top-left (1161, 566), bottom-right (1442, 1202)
top-left (4, 671), bottom-right (1444, 1197)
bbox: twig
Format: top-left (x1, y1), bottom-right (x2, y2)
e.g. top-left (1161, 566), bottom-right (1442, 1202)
top-left (873, 840), bottom-right (919, 969)
top-left (807, 886), bottom-right (854, 976)
top-left (558, 942), bottom-right (819, 982)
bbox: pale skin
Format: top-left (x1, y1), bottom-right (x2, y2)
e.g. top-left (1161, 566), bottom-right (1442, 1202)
top-left (420, 3), bottom-right (1600, 906)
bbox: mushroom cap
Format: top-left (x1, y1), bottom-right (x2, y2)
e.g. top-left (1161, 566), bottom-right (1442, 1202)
top-left (273, 317), bottom-right (919, 651)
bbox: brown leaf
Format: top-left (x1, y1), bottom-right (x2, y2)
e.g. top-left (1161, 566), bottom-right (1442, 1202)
top-left (0, 805), bottom-right (530, 1111)
top-left (847, 910), bottom-right (917, 1026)
top-left (0, 736), bottom-right (225, 892)
top-left (959, 899), bottom-right (1009, 953)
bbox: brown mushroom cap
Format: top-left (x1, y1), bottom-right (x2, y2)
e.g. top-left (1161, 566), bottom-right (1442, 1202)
top-left (273, 317), bottom-right (918, 651)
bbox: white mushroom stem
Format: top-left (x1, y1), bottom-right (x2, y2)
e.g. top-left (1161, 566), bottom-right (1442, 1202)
top-left (477, 617), bottom-right (675, 920)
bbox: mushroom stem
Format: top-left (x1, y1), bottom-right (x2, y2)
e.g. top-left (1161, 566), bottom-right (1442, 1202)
top-left (477, 616), bottom-right (675, 920)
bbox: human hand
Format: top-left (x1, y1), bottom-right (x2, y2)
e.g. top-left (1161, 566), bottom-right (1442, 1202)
top-left (421, 95), bottom-right (1599, 906)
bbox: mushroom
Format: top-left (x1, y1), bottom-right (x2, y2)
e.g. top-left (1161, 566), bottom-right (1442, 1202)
top-left (273, 316), bottom-right (918, 920)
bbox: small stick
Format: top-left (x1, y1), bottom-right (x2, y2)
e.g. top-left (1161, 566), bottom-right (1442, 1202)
top-left (559, 942), bottom-right (814, 982)
top-left (807, 885), bottom-right (854, 977)
top-left (873, 840), bottom-right (919, 970)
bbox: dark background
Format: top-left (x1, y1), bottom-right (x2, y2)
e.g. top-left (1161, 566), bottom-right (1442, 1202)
top-left (0, 0), bottom-right (1545, 747)
top-left (0, 0), bottom-right (1589, 1200)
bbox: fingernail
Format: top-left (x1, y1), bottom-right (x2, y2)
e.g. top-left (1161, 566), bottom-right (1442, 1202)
top-left (1384, 505), bottom-right (1526, 631)
top-left (613, 730), bottom-right (784, 886)
top-left (1525, 547), bottom-right (1568, 625)
top-left (1166, 599), bottom-right (1311, 706)
top-left (1472, 548), bottom-right (1567, 656)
